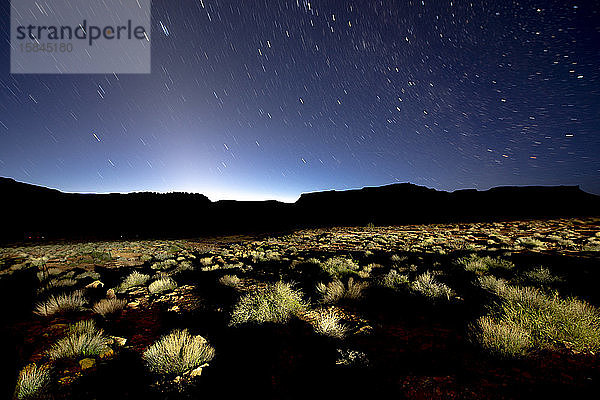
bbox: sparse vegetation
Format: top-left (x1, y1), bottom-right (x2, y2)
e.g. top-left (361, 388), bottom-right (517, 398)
top-left (148, 276), bottom-right (177, 294)
top-left (47, 326), bottom-right (111, 360)
top-left (118, 271), bottom-right (150, 292)
top-left (521, 266), bottom-right (563, 287)
top-left (380, 269), bottom-right (410, 291)
top-left (469, 315), bottom-right (532, 359)
top-left (143, 329), bottom-right (215, 375)
top-left (411, 272), bottom-right (457, 303)
top-left (229, 281), bottom-right (307, 326)
top-left (478, 279), bottom-right (600, 354)
top-left (14, 363), bottom-right (52, 400)
top-left (93, 298), bottom-right (127, 317)
top-left (457, 254), bottom-right (514, 275)
top-left (34, 290), bottom-right (86, 316)
top-left (219, 274), bottom-right (241, 288)
top-left (312, 308), bottom-right (348, 338)
top-left (320, 256), bottom-right (360, 277)
top-left (316, 277), bottom-right (367, 303)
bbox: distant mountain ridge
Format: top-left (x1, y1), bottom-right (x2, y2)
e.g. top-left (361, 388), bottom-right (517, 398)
top-left (1, 177), bottom-right (598, 242)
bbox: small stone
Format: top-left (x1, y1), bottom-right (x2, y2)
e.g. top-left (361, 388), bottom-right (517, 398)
top-left (85, 280), bottom-right (105, 289)
top-left (189, 365), bottom-right (205, 377)
top-left (168, 305), bottom-right (180, 312)
top-left (111, 336), bottom-right (127, 346)
top-left (99, 349), bottom-right (114, 359)
top-left (79, 358), bottom-right (96, 370)
top-left (128, 301), bottom-right (140, 308)
top-left (106, 289), bottom-right (116, 299)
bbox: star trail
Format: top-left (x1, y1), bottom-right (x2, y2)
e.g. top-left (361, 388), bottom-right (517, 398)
top-left (1, 0), bottom-right (599, 201)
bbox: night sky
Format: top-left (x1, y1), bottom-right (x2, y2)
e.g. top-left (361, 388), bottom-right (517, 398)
top-left (1, 0), bottom-right (599, 201)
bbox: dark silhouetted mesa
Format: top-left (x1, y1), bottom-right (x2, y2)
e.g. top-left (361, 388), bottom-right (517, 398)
top-left (1, 177), bottom-right (598, 242)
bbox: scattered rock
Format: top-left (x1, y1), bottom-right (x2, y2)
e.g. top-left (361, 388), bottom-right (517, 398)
top-left (79, 358), bottom-right (96, 370)
top-left (99, 349), bottom-right (114, 359)
top-left (85, 280), bottom-right (104, 289)
top-left (111, 336), bottom-right (127, 346)
top-left (106, 288), bottom-right (116, 299)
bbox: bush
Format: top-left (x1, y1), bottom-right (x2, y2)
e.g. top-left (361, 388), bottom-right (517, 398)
top-left (521, 266), bottom-right (563, 287)
top-left (380, 270), bottom-right (410, 291)
top-left (143, 329), bottom-right (215, 375)
top-left (148, 277), bottom-right (177, 294)
top-left (219, 274), bottom-right (241, 288)
top-left (457, 254), bottom-right (514, 275)
top-left (14, 363), bottom-right (52, 400)
top-left (469, 315), bottom-right (531, 359)
top-left (411, 272), bottom-right (456, 303)
top-left (69, 319), bottom-right (97, 335)
top-left (93, 298), bottom-right (127, 317)
top-left (320, 257), bottom-right (360, 278)
top-left (34, 291), bottom-right (86, 316)
top-left (481, 280), bottom-right (600, 353)
top-left (316, 277), bottom-right (367, 304)
top-left (229, 281), bottom-right (307, 326)
top-left (151, 259), bottom-right (178, 270)
top-left (47, 328), bottom-right (111, 360)
top-left (312, 308), bottom-right (348, 339)
top-left (118, 271), bottom-right (150, 292)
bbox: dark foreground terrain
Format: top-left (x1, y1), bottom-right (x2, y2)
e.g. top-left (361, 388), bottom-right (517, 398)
top-left (2, 218), bottom-right (600, 399)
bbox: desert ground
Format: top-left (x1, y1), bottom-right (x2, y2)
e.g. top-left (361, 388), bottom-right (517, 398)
top-left (2, 217), bottom-right (600, 399)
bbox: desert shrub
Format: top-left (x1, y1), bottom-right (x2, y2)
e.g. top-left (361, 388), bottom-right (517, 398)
top-left (320, 257), bottom-right (360, 278)
top-left (68, 319), bottom-right (97, 335)
top-left (457, 254), bottom-right (514, 275)
top-left (518, 237), bottom-right (545, 249)
top-left (93, 298), bottom-right (127, 317)
top-left (148, 277), bottom-right (177, 294)
top-left (380, 269), bottom-right (410, 291)
top-left (151, 259), bottom-right (177, 270)
top-left (34, 291), bottom-right (86, 316)
top-left (14, 363), bottom-right (52, 400)
top-left (470, 315), bottom-right (531, 359)
top-left (482, 280), bottom-right (600, 353)
top-left (47, 328), bottom-right (111, 360)
top-left (118, 271), bottom-right (150, 292)
top-left (143, 329), bottom-right (215, 375)
top-left (411, 272), bottom-right (456, 303)
top-left (316, 277), bottom-right (367, 304)
top-left (219, 274), bottom-right (241, 288)
top-left (312, 308), bottom-right (348, 339)
top-left (229, 281), bottom-right (307, 326)
top-left (316, 280), bottom-right (345, 304)
top-left (521, 266), bottom-right (563, 287)
top-left (89, 250), bottom-right (113, 262)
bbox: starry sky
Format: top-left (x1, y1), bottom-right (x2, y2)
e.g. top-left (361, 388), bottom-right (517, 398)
top-left (1, 0), bottom-right (599, 201)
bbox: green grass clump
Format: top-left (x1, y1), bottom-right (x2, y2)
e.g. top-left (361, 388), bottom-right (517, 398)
top-left (478, 278), bottom-right (600, 354)
top-left (34, 291), bottom-right (86, 316)
top-left (46, 326), bottom-right (111, 360)
top-left (143, 329), bottom-right (215, 375)
top-left (118, 271), bottom-right (150, 292)
top-left (320, 257), bottom-right (360, 278)
top-left (411, 272), bottom-right (457, 303)
top-left (457, 254), bottom-right (514, 275)
top-left (469, 315), bottom-right (532, 359)
top-left (93, 298), bottom-right (127, 317)
top-left (148, 276), bottom-right (177, 294)
top-left (229, 281), bottom-right (307, 326)
top-left (14, 363), bottom-right (52, 400)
